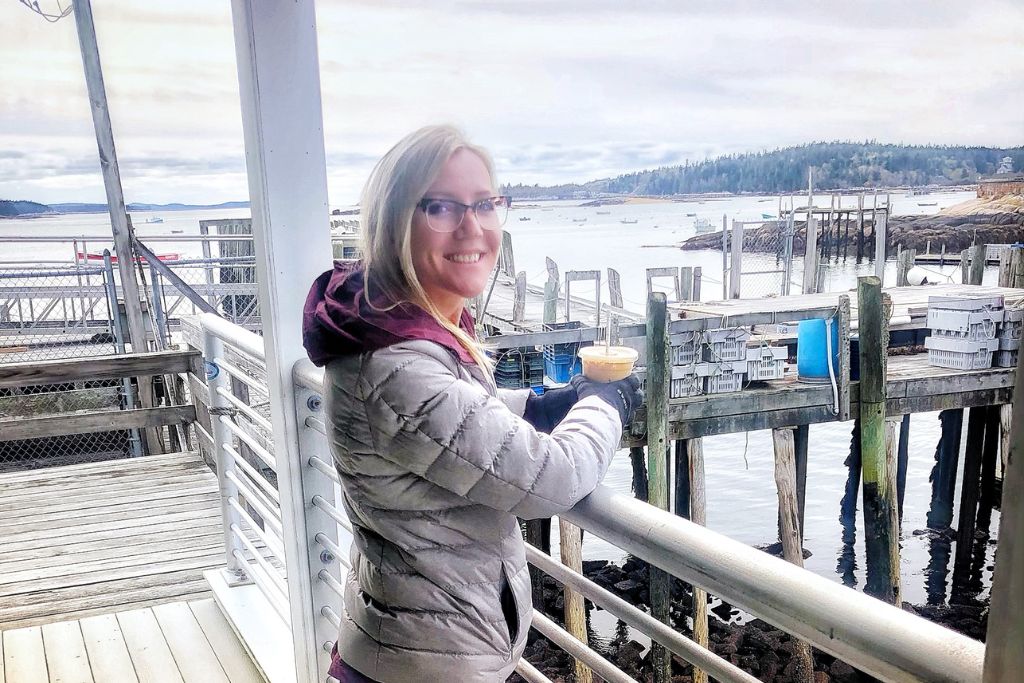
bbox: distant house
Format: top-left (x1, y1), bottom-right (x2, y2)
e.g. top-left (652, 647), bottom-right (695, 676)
top-left (996, 156), bottom-right (1014, 174)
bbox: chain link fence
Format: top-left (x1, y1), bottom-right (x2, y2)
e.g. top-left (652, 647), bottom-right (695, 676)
top-left (0, 265), bottom-right (119, 364)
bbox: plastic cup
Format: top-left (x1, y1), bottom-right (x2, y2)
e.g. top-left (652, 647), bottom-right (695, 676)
top-left (578, 346), bottom-right (639, 382)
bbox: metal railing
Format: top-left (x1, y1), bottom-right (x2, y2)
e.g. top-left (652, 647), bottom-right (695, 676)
top-left (195, 313), bottom-right (987, 683)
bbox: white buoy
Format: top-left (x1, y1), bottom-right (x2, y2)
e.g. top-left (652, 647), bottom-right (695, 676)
top-left (907, 266), bottom-right (932, 286)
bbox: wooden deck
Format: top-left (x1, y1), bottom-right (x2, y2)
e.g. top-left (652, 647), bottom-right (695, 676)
top-left (0, 598), bottom-right (264, 682)
top-left (0, 451), bottom-right (233, 630)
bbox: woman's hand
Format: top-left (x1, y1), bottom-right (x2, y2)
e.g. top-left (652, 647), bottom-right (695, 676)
top-left (522, 384), bottom-right (578, 433)
top-left (570, 374), bottom-right (644, 427)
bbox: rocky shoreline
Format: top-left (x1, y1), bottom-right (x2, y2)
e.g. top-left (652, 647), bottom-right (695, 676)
top-left (510, 555), bottom-right (987, 683)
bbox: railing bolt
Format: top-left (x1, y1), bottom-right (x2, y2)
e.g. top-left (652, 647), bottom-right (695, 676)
top-left (320, 550), bottom-right (335, 564)
top-left (307, 394), bottom-right (323, 412)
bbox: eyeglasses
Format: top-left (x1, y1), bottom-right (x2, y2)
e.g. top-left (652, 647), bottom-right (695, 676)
top-left (416, 196), bottom-right (511, 233)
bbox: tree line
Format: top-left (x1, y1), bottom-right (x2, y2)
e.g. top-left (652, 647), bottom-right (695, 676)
top-left (503, 142), bottom-right (1023, 199)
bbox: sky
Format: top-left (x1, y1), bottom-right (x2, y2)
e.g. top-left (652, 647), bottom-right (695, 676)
top-left (1, 0), bottom-right (1022, 206)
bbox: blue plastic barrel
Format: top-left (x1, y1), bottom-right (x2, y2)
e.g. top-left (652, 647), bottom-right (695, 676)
top-left (797, 319), bottom-right (838, 383)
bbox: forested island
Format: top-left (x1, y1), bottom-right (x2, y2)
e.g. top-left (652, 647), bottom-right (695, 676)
top-left (0, 199), bottom-right (250, 218)
top-left (503, 142), bottom-right (1023, 199)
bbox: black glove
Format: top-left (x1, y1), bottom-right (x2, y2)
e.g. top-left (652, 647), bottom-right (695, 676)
top-left (570, 374), bottom-right (644, 427)
top-left (522, 384), bottom-right (578, 433)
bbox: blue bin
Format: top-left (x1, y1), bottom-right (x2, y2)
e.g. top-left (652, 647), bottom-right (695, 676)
top-left (544, 353), bottom-right (581, 383)
top-left (797, 318), bottom-right (838, 383)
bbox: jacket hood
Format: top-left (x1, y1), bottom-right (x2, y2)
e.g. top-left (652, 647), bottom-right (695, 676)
top-left (302, 260), bottom-right (478, 367)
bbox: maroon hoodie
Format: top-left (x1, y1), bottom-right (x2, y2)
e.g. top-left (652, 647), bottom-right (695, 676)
top-left (302, 260), bottom-right (478, 367)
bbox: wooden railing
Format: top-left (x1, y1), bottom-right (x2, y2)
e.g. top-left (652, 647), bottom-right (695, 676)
top-left (0, 350), bottom-right (200, 450)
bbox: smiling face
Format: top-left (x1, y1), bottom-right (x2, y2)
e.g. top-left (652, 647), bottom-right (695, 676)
top-left (410, 148), bottom-right (501, 322)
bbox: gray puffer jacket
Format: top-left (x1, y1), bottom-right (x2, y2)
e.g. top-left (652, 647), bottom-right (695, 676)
top-left (323, 339), bottom-right (622, 682)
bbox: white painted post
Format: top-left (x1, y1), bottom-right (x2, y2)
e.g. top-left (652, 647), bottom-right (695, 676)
top-left (729, 220), bottom-right (743, 299)
top-left (803, 215), bottom-right (819, 295)
top-left (874, 210), bottom-right (888, 282)
top-left (229, 1), bottom-right (334, 680)
top-left (203, 332), bottom-right (249, 583)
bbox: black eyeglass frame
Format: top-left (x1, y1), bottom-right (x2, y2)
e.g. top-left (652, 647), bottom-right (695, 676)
top-left (416, 195), bottom-right (512, 232)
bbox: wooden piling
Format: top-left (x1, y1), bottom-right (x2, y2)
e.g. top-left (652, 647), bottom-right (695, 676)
top-left (953, 407), bottom-right (988, 591)
top-left (977, 406), bottom-right (1001, 532)
top-left (858, 277), bottom-right (899, 603)
top-left (607, 268), bottom-right (623, 309)
top-left (512, 271), bottom-right (526, 323)
top-left (692, 266), bottom-right (702, 301)
top-left (927, 409), bottom-right (964, 530)
top-left (794, 424), bottom-right (809, 539)
top-left (555, 271), bottom-right (591, 680)
top-left (982, 346), bottom-right (1024, 681)
top-left (1001, 404), bottom-right (1012, 474)
top-left (679, 266), bottom-right (694, 302)
top-left (896, 248), bottom-right (916, 287)
top-left (999, 245), bottom-right (1024, 288)
top-left (772, 428), bottom-right (814, 682)
top-left (968, 244), bottom-right (986, 286)
top-left (646, 291), bottom-right (672, 683)
top-left (856, 193), bottom-right (865, 264)
top-left (686, 439), bottom-right (709, 683)
top-left (559, 515), bottom-right (592, 683)
top-left (543, 279), bottom-right (558, 326)
top-left (897, 414), bottom-right (910, 522)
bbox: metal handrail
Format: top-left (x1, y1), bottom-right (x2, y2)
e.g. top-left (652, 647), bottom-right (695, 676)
top-left (565, 485), bottom-right (985, 682)
top-left (524, 545), bottom-right (759, 683)
top-left (201, 314), bottom-right (986, 683)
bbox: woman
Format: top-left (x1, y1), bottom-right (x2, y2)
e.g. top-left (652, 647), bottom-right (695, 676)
top-left (303, 125), bottom-right (642, 682)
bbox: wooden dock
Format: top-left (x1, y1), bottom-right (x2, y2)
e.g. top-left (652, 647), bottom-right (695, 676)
top-left (0, 451), bottom-right (259, 631)
top-left (0, 598), bottom-right (263, 683)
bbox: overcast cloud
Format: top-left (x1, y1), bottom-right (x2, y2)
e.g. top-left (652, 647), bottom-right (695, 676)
top-left (1, 0), bottom-right (1021, 205)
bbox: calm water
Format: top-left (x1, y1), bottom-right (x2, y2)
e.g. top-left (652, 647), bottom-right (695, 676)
top-left (1, 189), bottom-right (998, 612)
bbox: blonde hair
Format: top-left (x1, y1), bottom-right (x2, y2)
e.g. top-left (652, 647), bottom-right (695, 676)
top-left (360, 124), bottom-right (496, 377)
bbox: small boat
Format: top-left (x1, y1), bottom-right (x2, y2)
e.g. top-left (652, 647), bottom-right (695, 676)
top-left (918, 202), bottom-right (938, 207)
top-left (572, 218), bottom-right (588, 223)
top-left (77, 251), bottom-right (180, 264)
top-left (685, 212), bottom-right (696, 217)
top-left (694, 218), bottom-right (714, 234)
top-left (620, 219), bottom-right (638, 224)
top-left (762, 213), bottom-right (776, 220)
top-left (541, 208), bottom-right (554, 211)
top-left (145, 217), bottom-right (164, 224)
top-left (596, 210), bottom-right (611, 215)
top-left (170, 229), bottom-right (184, 234)
top-left (519, 217), bottom-right (531, 222)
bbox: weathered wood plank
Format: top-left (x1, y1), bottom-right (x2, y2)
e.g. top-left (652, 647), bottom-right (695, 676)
top-left (1, 484), bottom-right (219, 522)
top-left (40, 620), bottom-right (93, 683)
top-left (0, 521), bottom-right (223, 571)
top-left (0, 531), bottom-right (228, 579)
top-left (0, 351), bottom-right (201, 390)
top-left (116, 609), bottom-right (186, 683)
top-left (0, 493), bottom-right (219, 536)
top-left (0, 451), bottom-right (202, 485)
top-left (2, 627), bottom-right (48, 683)
top-left (0, 574), bottom-right (212, 630)
top-left (0, 543), bottom-right (232, 595)
top-left (151, 603), bottom-right (230, 683)
top-left (187, 599), bottom-right (265, 683)
top-left (1, 507), bottom-right (221, 548)
top-left (78, 614), bottom-right (140, 683)
top-left (1, 470), bottom-right (216, 510)
top-left (0, 406), bottom-right (195, 441)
